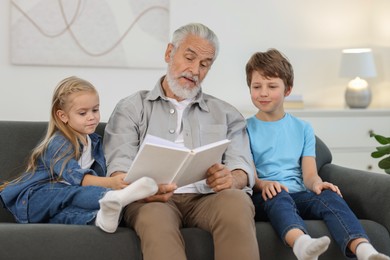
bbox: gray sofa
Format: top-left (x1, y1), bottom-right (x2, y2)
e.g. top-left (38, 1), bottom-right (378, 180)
top-left (0, 120), bottom-right (389, 260)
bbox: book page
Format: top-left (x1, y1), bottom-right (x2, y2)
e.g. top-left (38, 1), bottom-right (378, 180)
top-left (124, 144), bottom-right (190, 184)
top-left (140, 134), bottom-right (189, 151)
top-left (173, 139), bottom-right (231, 187)
top-left (124, 134), bottom-right (230, 187)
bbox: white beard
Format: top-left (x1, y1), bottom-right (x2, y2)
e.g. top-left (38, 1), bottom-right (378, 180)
top-left (166, 64), bottom-right (201, 100)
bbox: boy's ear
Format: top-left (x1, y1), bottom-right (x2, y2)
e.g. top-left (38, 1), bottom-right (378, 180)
top-left (284, 86), bottom-right (293, 97)
top-left (56, 110), bottom-right (68, 123)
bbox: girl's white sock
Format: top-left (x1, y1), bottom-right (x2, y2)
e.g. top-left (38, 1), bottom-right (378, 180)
top-left (95, 177), bottom-right (158, 233)
top-left (293, 234), bottom-right (330, 260)
top-left (356, 242), bottom-right (390, 260)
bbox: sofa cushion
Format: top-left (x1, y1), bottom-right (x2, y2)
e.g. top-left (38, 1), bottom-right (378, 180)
top-left (0, 219), bottom-right (388, 260)
top-left (0, 224), bottom-right (143, 260)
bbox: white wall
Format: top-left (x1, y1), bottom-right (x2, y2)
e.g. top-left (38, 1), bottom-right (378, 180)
top-left (1, 0), bottom-right (390, 122)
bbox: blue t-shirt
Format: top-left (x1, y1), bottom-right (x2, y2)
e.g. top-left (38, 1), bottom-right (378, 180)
top-left (246, 113), bottom-right (316, 193)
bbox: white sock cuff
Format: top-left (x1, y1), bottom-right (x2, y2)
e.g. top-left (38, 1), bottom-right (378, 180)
top-left (294, 234), bottom-right (311, 247)
top-left (356, 242), bottom-right (378, 259)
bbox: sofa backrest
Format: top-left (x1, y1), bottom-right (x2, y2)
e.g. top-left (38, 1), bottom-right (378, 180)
top-left (315, 136), bottom-right (332, 170)
top-left (0, 121), bottom-right (106, 181)
top-left (0, 120), bottom-right (332, 222)
top-left (0, 121), bottom-right (107, 222)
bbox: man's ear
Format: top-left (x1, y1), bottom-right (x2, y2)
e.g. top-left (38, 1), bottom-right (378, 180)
top-left (164, 43), bottom-right (174, 63)
top-left (56, 110), bottom-right (68, 123)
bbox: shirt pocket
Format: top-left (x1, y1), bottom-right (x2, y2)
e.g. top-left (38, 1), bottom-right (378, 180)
top-left (199, 124), bottom-right (228, 145)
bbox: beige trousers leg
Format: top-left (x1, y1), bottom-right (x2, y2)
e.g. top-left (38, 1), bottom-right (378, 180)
top-left (174, 190), bottom-right (260, 260)
top-left (123, 200), bottom-right (186, 260)
top-left (123, 189), bottom-right (260, 260)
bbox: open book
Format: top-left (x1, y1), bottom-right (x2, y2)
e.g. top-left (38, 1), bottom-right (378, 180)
top-left (124, 134), bottom-right (231, 187)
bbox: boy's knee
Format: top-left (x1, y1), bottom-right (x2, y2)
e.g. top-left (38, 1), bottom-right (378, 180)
top-left (318, 189), bottom-right (346, 205)
top-left (265, 189), bottom-right (291, 205)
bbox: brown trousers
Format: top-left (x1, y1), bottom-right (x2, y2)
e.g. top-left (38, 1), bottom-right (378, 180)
top-left (123, 189), bottom-right (260, 260)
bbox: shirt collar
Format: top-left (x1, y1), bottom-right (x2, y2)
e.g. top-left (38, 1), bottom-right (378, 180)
top-left (79, 133), bottom-right (100, 150)
top-left (146, 76), bottom-right (210, 112)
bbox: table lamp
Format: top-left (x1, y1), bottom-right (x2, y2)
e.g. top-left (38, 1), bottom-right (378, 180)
top-left (339, 48), bottom-right (377, 108)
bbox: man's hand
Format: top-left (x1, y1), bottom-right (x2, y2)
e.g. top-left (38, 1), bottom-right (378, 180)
top-left (143, 183), bottom-right (177, 202)
top-left (206, 163), bottom-right (232, 191)
top-left (206, 163), bottom-right (247, 192)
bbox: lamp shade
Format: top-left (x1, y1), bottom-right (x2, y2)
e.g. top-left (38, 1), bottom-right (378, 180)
top-left (339, 48), bottom-right (377, 78)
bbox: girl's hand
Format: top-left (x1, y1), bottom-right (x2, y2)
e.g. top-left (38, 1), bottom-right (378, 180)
top-left (312, 181), bottom-right (342, 197)
top-left (109, 173), bottom-right (129, 190)
top-left (81, 172), bottom-right (128, 189)
top-left (260, 180), bottom-right (289, 201)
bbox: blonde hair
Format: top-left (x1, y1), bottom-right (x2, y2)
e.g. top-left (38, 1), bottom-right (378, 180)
top-left (0, 76), bottom-right (98, 190)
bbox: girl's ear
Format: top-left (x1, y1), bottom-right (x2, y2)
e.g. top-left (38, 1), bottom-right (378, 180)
top-left (56, 110), bottom-right (68, 124)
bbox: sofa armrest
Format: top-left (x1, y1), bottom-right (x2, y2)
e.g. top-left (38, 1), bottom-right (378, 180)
top-left (319, 164), bottom-right (390, 233)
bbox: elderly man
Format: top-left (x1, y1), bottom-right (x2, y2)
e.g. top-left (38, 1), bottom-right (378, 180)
top-left (103, 23), bottom-right (259, 260)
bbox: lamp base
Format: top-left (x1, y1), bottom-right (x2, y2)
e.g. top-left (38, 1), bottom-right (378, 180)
top-left (345, 86), bottom-right (371, 109)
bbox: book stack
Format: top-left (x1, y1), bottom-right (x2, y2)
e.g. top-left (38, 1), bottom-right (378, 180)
top-left (284, 94), bottom-right (304, 109)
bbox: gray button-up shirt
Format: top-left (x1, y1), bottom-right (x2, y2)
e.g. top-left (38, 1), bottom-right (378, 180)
top-left (103, 77), bottom-right (254, 194)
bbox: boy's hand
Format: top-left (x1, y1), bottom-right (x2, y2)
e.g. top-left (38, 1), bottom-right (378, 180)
top-left (312, 181), bottom-right (342, 197)
top-left (260, 180), bottom-right (289, 201)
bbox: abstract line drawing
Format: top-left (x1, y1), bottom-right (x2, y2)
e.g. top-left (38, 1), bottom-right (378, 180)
top-left (11, 0), bottom-right (170, 68)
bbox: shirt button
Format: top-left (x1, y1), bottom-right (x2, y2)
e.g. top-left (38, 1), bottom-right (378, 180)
top-left (169, 109), bottom-right (175, 114)
top-left (169, 129), bottom-right (175, 134)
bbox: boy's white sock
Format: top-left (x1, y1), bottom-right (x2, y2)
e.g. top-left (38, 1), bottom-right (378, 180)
top-left (356, 242), bottom-right (390, 260)
top-left (95, 177), bottom-right (158, 233)
top-left (293, 234), bottom-right (330, 260)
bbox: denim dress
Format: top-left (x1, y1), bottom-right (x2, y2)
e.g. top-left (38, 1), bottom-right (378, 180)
top-left (0, 131), bottom-right (109, 225)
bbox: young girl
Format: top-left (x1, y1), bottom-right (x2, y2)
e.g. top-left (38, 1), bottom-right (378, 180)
top-left (245, 49), bottom-right (390, 260)
top-left (0, 76), bottom-right (158, 233)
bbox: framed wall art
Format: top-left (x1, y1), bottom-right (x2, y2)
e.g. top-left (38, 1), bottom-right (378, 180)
top-left (10, 0), bottom-right (170, 68)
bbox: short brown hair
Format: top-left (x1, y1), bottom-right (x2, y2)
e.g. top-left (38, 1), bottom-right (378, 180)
top-left (245, 48), bottom-right (294, 88)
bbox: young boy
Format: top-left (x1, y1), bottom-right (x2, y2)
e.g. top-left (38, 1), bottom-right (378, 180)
top-left (245, 49), bottom-right (390, 260)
